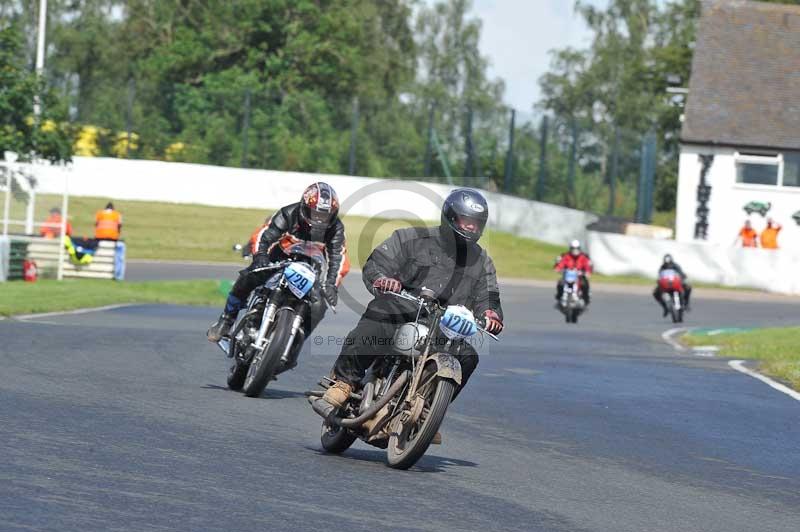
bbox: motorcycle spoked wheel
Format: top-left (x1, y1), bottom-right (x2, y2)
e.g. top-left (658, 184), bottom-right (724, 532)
top-left (226, 318), bottom-right (251, 391)
top-left (242, 308), bottom-right (296, 398)
top-left (386, 362), bottom-right (456, 470)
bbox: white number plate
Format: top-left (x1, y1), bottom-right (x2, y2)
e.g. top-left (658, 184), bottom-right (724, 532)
top-left (283, 262), bottom-right (316, 299)
top-left (439, 305), bottom-right (478, 340)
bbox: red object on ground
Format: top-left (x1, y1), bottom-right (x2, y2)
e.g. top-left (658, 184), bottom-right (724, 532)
top-left (23, 260), bottom-right (38, 283)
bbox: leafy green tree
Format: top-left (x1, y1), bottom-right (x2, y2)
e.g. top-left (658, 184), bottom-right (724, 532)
top-left (0, 24), bottom-right (72, 163)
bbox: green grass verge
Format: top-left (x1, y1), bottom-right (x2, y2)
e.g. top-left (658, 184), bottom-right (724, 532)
top-left (0, 279), bottom-right (225, 317)
top-left (683, 327), bottom-right (800, 390)
top-left (26, 193), bottom-right (655, 283)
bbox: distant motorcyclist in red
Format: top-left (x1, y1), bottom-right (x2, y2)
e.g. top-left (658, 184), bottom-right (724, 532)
top-left (653, 254), bottom-right (692, 316)
top-left (555, 240), bottom-right (592, 304)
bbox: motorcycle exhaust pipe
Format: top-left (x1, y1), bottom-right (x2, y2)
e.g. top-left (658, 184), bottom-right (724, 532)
top-left (309, 371), bottom-right (410, 429)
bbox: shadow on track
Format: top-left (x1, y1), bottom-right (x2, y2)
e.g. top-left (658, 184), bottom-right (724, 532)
top-left (201, 383), bottom-right (307, 400)
top-left (305, 446), bottom-right (478, 473)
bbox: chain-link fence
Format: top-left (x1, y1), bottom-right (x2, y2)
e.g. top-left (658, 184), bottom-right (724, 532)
top-left (61, 77), bottom-right (671, 224)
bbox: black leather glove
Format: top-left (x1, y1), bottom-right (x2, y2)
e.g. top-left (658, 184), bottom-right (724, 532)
top-left (323, 285), bottom-right (338, 307)
top-left (251, 253), bottom-right (271, 269)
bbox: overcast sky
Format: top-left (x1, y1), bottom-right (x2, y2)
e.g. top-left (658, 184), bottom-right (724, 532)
top-left (467, 0), bottom-right (607, 114)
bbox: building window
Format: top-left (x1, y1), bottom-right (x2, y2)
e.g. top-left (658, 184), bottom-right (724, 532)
top-left (783, 152), bottom-right (800, 187)
top-left (735, 153), bottom-right (780, 186)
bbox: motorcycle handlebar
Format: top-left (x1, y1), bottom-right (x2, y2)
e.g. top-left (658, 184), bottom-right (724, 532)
top-left (388, 290), bottom-right (499, 342)
top-left (249, 261), bottom-right (288, 274)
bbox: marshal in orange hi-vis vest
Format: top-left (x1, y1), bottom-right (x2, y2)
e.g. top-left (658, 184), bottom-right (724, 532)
top-left (95, 209), bottom-right (122, 240)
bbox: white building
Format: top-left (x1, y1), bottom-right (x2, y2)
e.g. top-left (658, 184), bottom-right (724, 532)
top-left (676, 0), bottom-right (800, 251)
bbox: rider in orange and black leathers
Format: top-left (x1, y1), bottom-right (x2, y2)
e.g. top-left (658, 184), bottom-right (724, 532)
top-left (207, 182), bottom-right (349, 344)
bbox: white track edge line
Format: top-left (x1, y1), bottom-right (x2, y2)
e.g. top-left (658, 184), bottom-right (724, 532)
top-left (662, 327), bottom-right (691, 351)
top-left (729, 360), bottom-right (800, 403)
top-left (14, 303), bottom-right (139, 321)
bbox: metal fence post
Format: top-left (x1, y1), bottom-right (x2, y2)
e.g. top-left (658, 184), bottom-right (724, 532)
top-left (607, 125), bottom-right (620, 215)
top-left (348, 96), bottom-right (359, 176)
top-left (566, 117), bottom-right (577, 207)
top-left (464, 107), bottom-right (474, 186)
top-left (503, 109), bottom-right (516, 194)
top-left (423, 103), bottom-right (435, 177)
top-left (536, 115), bottom-right (548, 200)
top-left (636, 130), bottom-right (657, 223)
top-left (125, 78), bottom-right (135, 158)
top-left (644, 131), bottom-right (657, 223)
top-left (240, 89), bottom-right (252, 168)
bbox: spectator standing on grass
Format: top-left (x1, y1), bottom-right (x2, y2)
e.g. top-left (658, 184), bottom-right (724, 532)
top-left (735, 220), bottom-right (758, 248)
top-left (760, 218), bottom-right (782, 250)
top-left (40, 207), bottom-right (72, 238)
top-left (94, 202), bottom-right (122, 240)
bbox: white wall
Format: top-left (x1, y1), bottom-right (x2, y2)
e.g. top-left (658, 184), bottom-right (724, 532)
top-left (677, 147), bottom-right (800, 249)
top-left (31, 157), bottom-right (597, 246)
top-left (588, 230), bottom-right (800, 295)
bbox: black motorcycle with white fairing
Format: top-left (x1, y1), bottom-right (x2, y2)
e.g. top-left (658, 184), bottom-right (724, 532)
top-left (219, 237), bottom-right (333, 397)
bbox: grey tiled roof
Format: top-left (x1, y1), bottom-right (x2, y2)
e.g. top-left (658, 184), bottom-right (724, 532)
top-left (681, 0), bottom-right (800, 151)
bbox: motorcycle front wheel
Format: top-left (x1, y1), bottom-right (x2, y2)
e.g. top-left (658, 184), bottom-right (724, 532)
top-left (386, 365), bottom-right (456, 470)
top-left (242, 308), bottom-right (296, 398)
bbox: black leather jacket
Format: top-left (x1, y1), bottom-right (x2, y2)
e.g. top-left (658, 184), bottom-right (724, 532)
top-left (253, 203), bottom-right (347, 288)
top-left (362, 226), bottom-right (503, 323)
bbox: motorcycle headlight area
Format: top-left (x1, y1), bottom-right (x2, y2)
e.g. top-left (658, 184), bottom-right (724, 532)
top-left (283, 262), bottom-right (317, 299)
top-left (439, 305), bottom-right (478, 340)
top-left (392, 323), bottom-right (429, 356)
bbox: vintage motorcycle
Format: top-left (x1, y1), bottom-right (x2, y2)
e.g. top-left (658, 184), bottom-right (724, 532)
top-left (657, 269), bottom-right (685, 323)
top-left (557, 268), bottom-right (586, 324)
top-left (307, 288), bottom-right (497, 470)
top-left (219, 235), bottom-right (333, 397)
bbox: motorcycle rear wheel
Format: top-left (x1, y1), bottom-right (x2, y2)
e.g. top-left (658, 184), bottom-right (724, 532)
top-left (386, 366), bottom-right (456, 470)
top-left (226, 319), bottom-right (250, 391)
top-left (243, 308), bottom-right (296, 398)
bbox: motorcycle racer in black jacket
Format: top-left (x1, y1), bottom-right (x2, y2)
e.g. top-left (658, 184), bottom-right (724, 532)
top-left (320, 188), bottom-right (504, 412)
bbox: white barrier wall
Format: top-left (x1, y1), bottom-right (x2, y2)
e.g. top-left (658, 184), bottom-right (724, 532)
top-left (32, 157), bottom-right (597, 246)
top-left (676, 147), bottom-right (800, 250)
top-left (588, 230), bottom-right (800, 295)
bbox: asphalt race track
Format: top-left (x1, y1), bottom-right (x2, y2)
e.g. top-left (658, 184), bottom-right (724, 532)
top-left (2, 265), bottom-right (800, 531)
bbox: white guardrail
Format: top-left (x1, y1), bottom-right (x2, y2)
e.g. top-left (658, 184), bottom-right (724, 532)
top-left (587, 231), bottom-right (800, 295)
top-left (17, 156), bottom-right (800, 294)
top-left (31, 157), bottom-right (597, 247)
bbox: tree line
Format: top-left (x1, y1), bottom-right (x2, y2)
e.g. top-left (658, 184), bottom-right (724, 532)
top-left (1, 0), bottom-right (798, 219)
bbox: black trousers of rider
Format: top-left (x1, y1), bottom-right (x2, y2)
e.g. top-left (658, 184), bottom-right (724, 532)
top-left (653, 283), bottom-right (692, 309)
top-left (331, 314), bottom-right (479, 398)
top-left (556, 275), bottom-right (590, 302)
top-left (230, 268), bottom-right (327, 337)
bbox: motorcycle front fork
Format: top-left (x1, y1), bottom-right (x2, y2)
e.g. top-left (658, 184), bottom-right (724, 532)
top-left (279, 312), bottom-right (305, 367)
top-left (253, 302), bottom-right (278, 350)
